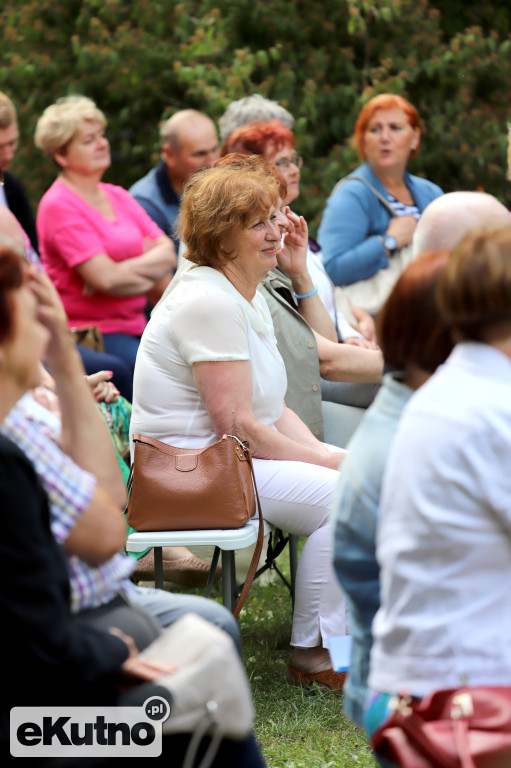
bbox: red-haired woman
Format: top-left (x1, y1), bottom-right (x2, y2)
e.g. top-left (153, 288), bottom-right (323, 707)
top-left (318, 94), bottom-right (443, 311)
top-left (222, 120), bottom-right (301, 206)
top-left (222, 120), bottom-right (377, 347)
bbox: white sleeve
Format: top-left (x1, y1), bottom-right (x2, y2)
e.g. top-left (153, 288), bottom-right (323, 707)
top-left (336, 311), bottom-right (364, 341)
top-left (170, 287), bottom-right (250, 364)
top-left (468, 417), bottom-right (511, 533)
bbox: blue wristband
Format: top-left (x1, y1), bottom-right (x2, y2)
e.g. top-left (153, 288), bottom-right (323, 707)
top-left (294, 285), bottom-right (318, 300)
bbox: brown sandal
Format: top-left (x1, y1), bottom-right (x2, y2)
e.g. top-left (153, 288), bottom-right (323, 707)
top-left (134, 550), bottom-right (222, 588)
top-left (287, 663), bottom-right (347, 692)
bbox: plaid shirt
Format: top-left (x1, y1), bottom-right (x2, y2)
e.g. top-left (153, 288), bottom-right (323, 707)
top-left (2, 394), bottom-right (135, 612)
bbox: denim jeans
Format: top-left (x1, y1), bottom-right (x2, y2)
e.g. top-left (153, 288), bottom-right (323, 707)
top-left (125, 583), bottom-right (242, 656)
top-left (103, 332), bottom-right (141, 375)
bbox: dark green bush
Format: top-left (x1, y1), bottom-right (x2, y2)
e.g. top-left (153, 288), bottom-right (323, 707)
top-left (2, 0), bottom-right (510, 236)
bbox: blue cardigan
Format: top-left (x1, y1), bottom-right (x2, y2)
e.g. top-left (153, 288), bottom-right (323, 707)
top-left (318, 162), bottom-right (443, 286)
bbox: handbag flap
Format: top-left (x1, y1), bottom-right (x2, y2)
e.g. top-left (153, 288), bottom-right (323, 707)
top-left (175, 454), bottom-right (198, 472)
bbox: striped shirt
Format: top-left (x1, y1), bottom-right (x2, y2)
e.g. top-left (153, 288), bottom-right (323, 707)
top-left (386, 193), bottom-right (420, 220)
top-left (2, 394), bottom-right (134, 612)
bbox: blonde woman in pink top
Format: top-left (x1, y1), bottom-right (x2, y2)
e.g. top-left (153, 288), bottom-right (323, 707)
top-left (35, 96), bottom-right (176, 373)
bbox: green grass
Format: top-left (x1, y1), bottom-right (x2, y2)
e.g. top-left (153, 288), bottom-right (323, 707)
top-left (173, 542), bottom-right (378, 767)
top-left (237, 574), bottom-right (377, 768)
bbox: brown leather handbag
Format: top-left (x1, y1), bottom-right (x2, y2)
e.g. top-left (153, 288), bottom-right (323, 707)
top-left (126, 433), bottom-right (264, 617)
top-left (371, 687), bottom-right (511, 768)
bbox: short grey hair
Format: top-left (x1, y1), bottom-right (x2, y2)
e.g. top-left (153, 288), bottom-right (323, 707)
top-left (218, 94), bottom-right (294, 143)
top-left (34, 95), bottom-right (106, 156)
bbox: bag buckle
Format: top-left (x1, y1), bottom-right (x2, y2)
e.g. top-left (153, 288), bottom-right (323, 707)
top-left (226, 434), bottom-right (250, 455)
top-left (451, 693), bottom-right (474, 719)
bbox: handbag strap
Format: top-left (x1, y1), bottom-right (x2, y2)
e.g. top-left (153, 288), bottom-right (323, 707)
top-left (335, 174), bottom-right (398, 218)
top-left (453, 719), bottom-right (477, 768)
top-left (230, 436), bottom-right (264, 619)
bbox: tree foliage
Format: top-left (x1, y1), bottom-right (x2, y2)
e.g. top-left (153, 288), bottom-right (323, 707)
top-left (2, 0), bottom-right (510, 235)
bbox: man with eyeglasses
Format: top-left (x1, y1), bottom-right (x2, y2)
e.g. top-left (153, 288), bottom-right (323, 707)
top-left (0, 92), bottom-right (38, 253)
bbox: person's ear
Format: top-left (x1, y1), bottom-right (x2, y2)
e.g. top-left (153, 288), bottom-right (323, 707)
top-left (53, 149), bottom-right (68, 169)
top-left (411, 128), bottom-right (420, 152)
top-left (218, 235), bottom-right (235, 256)
top-left (162, 144), bottom-right (176, 168)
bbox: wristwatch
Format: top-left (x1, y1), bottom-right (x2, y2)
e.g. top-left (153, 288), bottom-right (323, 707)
top-left (382, 233), bottom-right (397, 255)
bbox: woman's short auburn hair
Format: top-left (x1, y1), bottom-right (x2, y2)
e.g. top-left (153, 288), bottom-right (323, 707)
top-left (35, 95), bottom-right (106, 156)
top-left (352, 94), bottom-right (424, 161)
top-left (0, 248), bottom-right (25, 345)
top-left (178, 163), bottom-right (279, 268)
top-left (221, 119), bottom-right (295, 159)
top-left (377, 250), bottom-right (453, 372)
top-left (437, 222), bottom-right (511, 342)
top-left (214, 152), bottom-right (288, 200)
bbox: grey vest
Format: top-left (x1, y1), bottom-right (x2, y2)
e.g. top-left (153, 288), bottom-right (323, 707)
top-left (258, 270), bottom-right (324, 440)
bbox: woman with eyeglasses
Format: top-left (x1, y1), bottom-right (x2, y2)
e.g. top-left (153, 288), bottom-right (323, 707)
top-left (131, 161), bottom-right (350, 690)
top-left (221, 120), bottom-right (377, 348)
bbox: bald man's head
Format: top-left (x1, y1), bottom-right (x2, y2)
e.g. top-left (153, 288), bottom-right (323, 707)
top-left (160, 110), bottom-right (219, 194)
top-left (0, 206), bottom-right (26, 255)
top-left (413, 192), bottom-right (510, 256)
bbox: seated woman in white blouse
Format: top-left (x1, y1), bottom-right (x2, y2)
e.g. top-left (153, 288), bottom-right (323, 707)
top-left (130, 162), bottom-right (348, 689)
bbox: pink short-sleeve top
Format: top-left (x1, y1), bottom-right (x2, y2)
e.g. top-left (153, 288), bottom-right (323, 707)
top-left (37, 179), bottom-right (164, 335)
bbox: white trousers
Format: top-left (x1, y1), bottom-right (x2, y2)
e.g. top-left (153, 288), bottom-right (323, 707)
top-left (252, 455), bottom-right (348, 648)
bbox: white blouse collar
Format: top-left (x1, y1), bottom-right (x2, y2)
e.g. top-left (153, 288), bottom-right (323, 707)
top-left (180, 264), bottom-right (273, 335)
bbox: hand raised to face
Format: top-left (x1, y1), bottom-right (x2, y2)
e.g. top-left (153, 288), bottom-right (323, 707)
top-left (276, 206), bottom-right (310, 281)
top-left (27, 265), bottom-right (74, 370)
